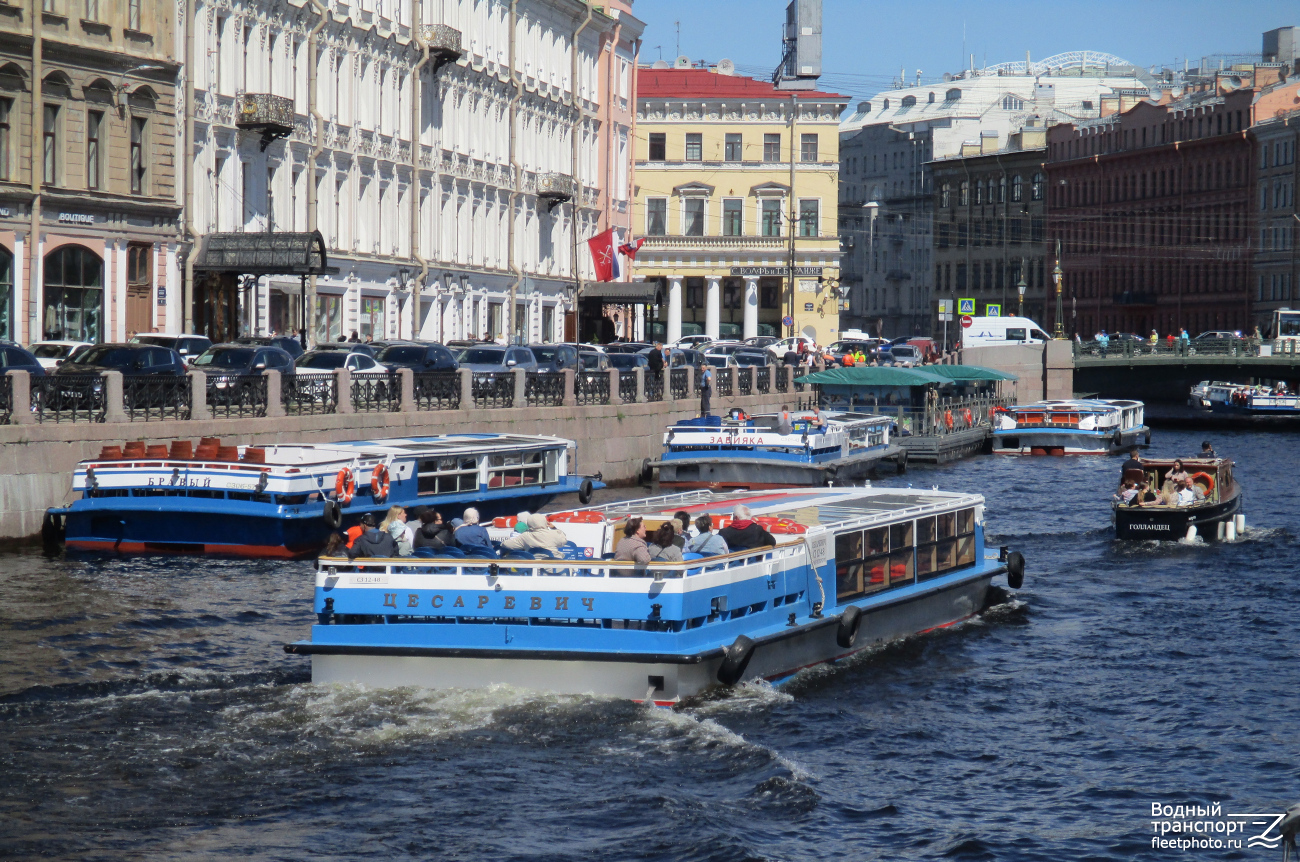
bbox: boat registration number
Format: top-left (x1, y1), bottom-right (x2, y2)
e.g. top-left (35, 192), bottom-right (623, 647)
top-left (708, 436), bottom-right (762, 444)
top-left (351, 575), bottom-right (389, 584)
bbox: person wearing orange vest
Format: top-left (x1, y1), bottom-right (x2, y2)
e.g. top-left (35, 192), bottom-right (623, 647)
top-left (842, 351), bottom-right (856, 367)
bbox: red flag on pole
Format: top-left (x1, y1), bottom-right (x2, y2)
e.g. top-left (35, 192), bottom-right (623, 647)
top-left (618, 237), bottom-right (645, 260)
top-left (587, 228), bottom-right (620, 281)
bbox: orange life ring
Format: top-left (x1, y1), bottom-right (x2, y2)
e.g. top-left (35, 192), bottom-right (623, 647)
top-left (334, 467), bottom-right (355, 505)
top-left (944, 410), bottom-right (954, 430)
top-left (1189, 471), bottom-right (1215, 493)
top-left (549, 511), bottom-right (604, 524)
top-left (370, 463), bottom-right (390, 502)
top-left (768, 518), bottom-right (807, 534)
top-left (493, 516), bottom-right (519, 529)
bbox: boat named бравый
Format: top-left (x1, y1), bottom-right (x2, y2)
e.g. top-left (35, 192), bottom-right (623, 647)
top-left (992, 399), bottom-right (1149, 455)
top-left (46, 434), bottom-right (601, 558)
top-left (284, 485), bottom-right (1025, 705)
top-left (650, 410), bottom-right (906, 488)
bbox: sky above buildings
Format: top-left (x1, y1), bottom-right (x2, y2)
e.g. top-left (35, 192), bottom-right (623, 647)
top-left (639, 0), bottom-right (1297, 101)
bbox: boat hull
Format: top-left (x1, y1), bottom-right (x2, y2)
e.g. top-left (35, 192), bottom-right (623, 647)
top-left (296, 569), bottom-right (995, 703)
top-left (1113, 491), bottom-right (1242, 540)
top-left (993, 426), bottom-right (1149, 455)
top-left (654, 445), bottom-right (905, 489)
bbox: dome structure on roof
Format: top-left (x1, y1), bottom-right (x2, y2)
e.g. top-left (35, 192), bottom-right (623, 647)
top-left (984, 51), bottom-right (1135, 76)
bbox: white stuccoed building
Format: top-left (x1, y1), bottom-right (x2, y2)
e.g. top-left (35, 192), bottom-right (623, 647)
top-left (181, 0), bottom-right (640, 345)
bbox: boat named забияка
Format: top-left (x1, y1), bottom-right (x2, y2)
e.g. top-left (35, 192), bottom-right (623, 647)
top-left (991, 399), bottom-right (1149, 455)
top-left (284, 486), bottom-right (1026, 705)
top-left (649, 410), bottom-right (907, 489)
top-left (46, 434), bottom-right (602, 558)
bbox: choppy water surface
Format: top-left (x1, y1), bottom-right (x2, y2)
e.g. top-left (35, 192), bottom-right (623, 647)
top-left (1, 428), bottom-right (1297, 861)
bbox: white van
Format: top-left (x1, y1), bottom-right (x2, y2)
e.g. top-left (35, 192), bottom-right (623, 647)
top-left (961, 316), bottom-right (1052, 348)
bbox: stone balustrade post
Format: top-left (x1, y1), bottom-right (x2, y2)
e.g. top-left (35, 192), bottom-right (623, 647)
top-left (458, 368), bottom-right (474, 410)
top-left (784, 366), bottom-right (794, 393)
top-left (635, 367), bottom-right (645, 403)
top-left (728, 366), bottom-right (739, 398)
top-left (562, 368), bottom-right (577, 407)
top-left (7, 370), bottom-right (32, 425)
top-left (684, 367), bottom-right (694, 401)
top-left (103, 370), bottom-right (126, 423)
top-left (607, 368), bottom-right (621, 405)
top-left (189, 370), bottom-right (211, 421)
top-left (335, 368), bottom-right (354, 414)
top-left (263, 369), bottom-right (285, 418)
top-left (513, 367), bottom-right (527, 407)
top-left (398, 367), bottom-right (415, 412)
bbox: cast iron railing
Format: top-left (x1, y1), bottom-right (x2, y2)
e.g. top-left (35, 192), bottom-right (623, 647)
top-left (525, 372), bottom-right (566, 407)
top-left (575, 372), bottom-right (609, 405)
top-left (618, 370), bottom-right (638, 403)
top-left (283, 374), bottom-right (338, 415)
top-left (669, 367), bottom-right (688, 400)
top-left (352, 371), bottom-right (399, 412)
top-left (124, 376), bottom-right (192, 421)
top-left (472, 372), bottom-right (514, 408)
top-left (755, 366), bottom-right (771, 394)
top-left (413, 371), bottom-right (460, 410)
top-left (32, 374), bottom-right (106, 423)
top-left (737, 366), bottom-right (753, 396)
top-left (206, 374), bottom-right (268, 418)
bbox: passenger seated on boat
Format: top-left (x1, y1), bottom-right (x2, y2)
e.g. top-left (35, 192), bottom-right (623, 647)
top-left (686, 514), bottom-right (729, 557)
top-left (1134, 481), bottom-right (1157, 506)
top-left (1121, 447), bottom-right (1143, 479)
top-left (453, 507), bottom-right (491, 549)
top-left (380, 505), bottom-right (413, 556)
top-left (1175, 480), bottom-right (1197, 508)
top-left (1184, 476), bottom-right (1206, 504)
top-left (345, 513), bottom-right (375, 549)
top-left (1113, 481), bottom-right (1138, 506)
top-left (777, 407), bottom-right (794, 436)
top-left (1167, 460), bottom-right (1190, 486)
top-left (719, 505), bottom-right (777, 551)
top-left (500, 513), bottom-right (570, 555)
top-left (1200, 441), bottom-right (1216, 457)
top-left (648, 523), bottom-right (683, 563)
top-left (412, 509), bottom-right (454, 551)
top-left (322, 532), bottom-right (348, 557)
top-left (347, 519), bottom-right (399, 559)
top-left (613, 517), bottom-right (651, 564)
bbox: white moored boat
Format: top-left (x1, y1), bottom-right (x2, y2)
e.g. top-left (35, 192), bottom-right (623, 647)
top-left (991, 399), bottom-right (1149, 455)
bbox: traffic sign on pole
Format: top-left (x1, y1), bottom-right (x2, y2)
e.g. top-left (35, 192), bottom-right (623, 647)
top-left (986, 304), bottom-right (1002, 318)
top-left (958, 298), bottom-right (975, 315)
top-left (781, 315), bottom-right (793, 327)
top-left (961, 315), bottom-right (974, 328)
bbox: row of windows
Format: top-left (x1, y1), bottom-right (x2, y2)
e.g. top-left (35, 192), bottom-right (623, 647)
top-left (863, 88), bottom-right (963, 114)
top-left (0, 96), bottom-right (150, 194)
top-left (1260, 139), bottom-right (1297, 168)
top-left (1259, 179), bottom-right (1296, 211)
top-left (1052, 160), bottom-right (1248, 208)
top-left (835, 509), bottom-right (977, 601)
top-left (41, 0), bottom-right (145, 29)
top-left (680, 279), bottom-right (781, 310)
top-left (646, 132), bottom-right (819, 163)
top-left (940, 174), bottom-right (1043, 207)
top-left (1063, 260), bottom-right (1250, 300)
top-left (1052, 211), bottom-right (1248, 253)
top-left (1260, 221), bottom-right (1296, 252)
top-left (644, 197), bottom-right (820, 237)
top-left (842, 146), bottom-right (929, 176)
top-left (1056, 109), bottom-right (1248, 160)
top-left (1258, 273), bottom-right (1294, 303)
top-left (937, 217), bottom-right (1044, 248)
top-left (940, 260), bottom-right (1046, 293)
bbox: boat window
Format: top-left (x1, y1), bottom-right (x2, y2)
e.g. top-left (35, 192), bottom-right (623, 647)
top-left (957, 508), bottom-right (974, 535)
top-left (917, 508), bottom-right (978, 581)
top-left (417, 456), bottom-right (480, 494)
top-left (916, 516), bottom-right (936, 544)
top-left (837, 523), bottom-right (914, 601)
top-left (937, 512), bottom-right (955, 539)
top-left (488, 450), bottom-right (545, 488)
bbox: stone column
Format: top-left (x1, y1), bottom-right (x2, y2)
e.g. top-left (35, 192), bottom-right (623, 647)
top-left (784, 365), bottom-right (794, 393)
top-left (103, 371), bottom-right (126, 423)
top-left (513, 367), bottom-right (527, 407)
top-left (398, 367), bottom-right (415, 412)
top-left (7, 370), bottom-right (32, 425)
top-left (728, 366), bottom-right (739, 397)
top-left (743, 276), bottom-right (759, 340)
top-left (684, 366), bottom-right (694, 401)
top-left (263, 369), bottom-right (285, 418)
top-left (189, 371), bottom-right (211, 421)
top-left (667, 275), bottom-right (683, 344)
top-left (705, 276), bottom-right (721, 340)
top-left (458, 368), bottom-right (474, 410)
top-left (335, 368), bottom-right (354, 414)
top-left (607, 367), bottom-right (621, 405)
top-left (635, 367), bottom-right (646, 403)
top-left (562, 368), bottom-right (577, 407)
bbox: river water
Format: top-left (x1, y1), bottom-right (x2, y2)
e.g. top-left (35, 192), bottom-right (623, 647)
top-left (1, 428), bottom-right (1296, 861)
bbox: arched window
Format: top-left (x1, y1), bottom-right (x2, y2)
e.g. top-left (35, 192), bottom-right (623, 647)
top-left (998, 176), bottom-right (1007, 203)
top-left (973, 181), bottom-right (982, 205)
top-left (945, 88), bottom-right (962, 101)
top-left (959, 181), bottom-right (969, 206)
top-left (0, 245), bottom-right (11, 341)
top-left (987, 178), bottom-right (998, 203)
top-left (1011, 174), bottom-right (1023, 202)
top-left (43, 245), bottom-right (103, 343)
top-left (901, 95), bottom-right (916, 107)
top-left (940, 182), bottom-right (951, 207)
top-left (1031, 172), bottom-right (1044, 201)
top-left (1001, 95), bottom-right (1024, 111)
top-left (882, 98), bottom-right (890, 110)
top-left (928, 91), bottom-right (936, 103)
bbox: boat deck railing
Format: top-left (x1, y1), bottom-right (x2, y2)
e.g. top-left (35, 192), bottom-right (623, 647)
top-left (821, 394), bottom-right (1014, 437)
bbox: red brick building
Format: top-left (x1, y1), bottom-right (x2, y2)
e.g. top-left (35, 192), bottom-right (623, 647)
top-left (1045, 76), bottom-right (1300, 338)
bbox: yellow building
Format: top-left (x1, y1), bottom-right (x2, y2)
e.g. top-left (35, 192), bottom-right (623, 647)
top-left (631, 63), bottom-right (847, 344)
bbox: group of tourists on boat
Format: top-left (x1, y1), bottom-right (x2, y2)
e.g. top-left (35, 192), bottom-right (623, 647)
top-left (611, 504), bottom-right (778, 564)
top-left (325, 504), bottom-right (569, 560)
top-left (1115, 445), bottom-right (1218, 509)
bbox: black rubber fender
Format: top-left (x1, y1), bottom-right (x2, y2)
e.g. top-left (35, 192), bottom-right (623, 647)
top-left (323, 499), bottom-right (343, 530)
top-left (1006, 551), bottom-right (1026, 589)
top-left (1145, 430), bottom-right (1152, 446)
top-left (640, 457), bottom-right (654, 484)
top-left (1111, 429), bottom-right (1122, 446)
top-left (717, 635), bottom-right (757, 685)
top-left (41, 510), bottom-right (64, 550)
top-left (577, 478), bottom-right (595, 505)
top-left (895, 448), bottom-right (908, 474)
top-left (836, 604), bottom-right (864, 649)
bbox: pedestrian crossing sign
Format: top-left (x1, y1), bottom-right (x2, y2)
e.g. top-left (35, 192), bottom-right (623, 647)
top-left (986, 304), bottom-right (1001, 317)
top-left (958, 298), bottom-right (975, 315)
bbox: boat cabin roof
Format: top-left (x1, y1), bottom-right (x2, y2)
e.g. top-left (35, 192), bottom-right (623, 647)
top-left (191, 434), bottom-right (571, 469)
top-left (1008, 399), bottom-right (1141, 414)
top-left (670, 410), bottom-right (890, 432)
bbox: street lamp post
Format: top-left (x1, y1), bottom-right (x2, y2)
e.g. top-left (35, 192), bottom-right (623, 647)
top-left (1052, 240), bottom-right (1065, 340)
top-left (1017, 257), bottom-right (1027, 318)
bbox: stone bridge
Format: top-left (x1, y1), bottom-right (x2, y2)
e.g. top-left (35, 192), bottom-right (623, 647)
top-left (1072, 343), bottom-right (1300, 402)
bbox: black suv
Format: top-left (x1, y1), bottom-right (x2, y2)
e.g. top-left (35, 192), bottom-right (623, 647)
top-left (130, 333), bottom-right (213, 365)
top-left (51, 343), bottom-right (186, 410)
top-left (374, 341), bottom-right (459, 372)
top-left (235, 334), bottom-right (306, 360)
top-left (0, 342), bottom-right (46, 376)
top-left (193, 344), bottom-right (296, 405)
top-left (527, 343), bottom-right (580, 372)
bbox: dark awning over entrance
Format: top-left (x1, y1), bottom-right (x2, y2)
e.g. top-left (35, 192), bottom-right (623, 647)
top-left (581, 281), bottom-right (663, 304)
top-left (194, 230), bottom-right (339, 276)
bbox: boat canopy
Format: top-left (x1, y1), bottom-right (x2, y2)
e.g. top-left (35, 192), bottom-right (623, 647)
top-left (801, 367), bottom-right (951, 387)
top-left (923, 365), bottom-right (1018, 382)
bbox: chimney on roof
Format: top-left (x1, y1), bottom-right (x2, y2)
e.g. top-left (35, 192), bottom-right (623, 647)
top-left (980, 130), bottom-right (999, 154)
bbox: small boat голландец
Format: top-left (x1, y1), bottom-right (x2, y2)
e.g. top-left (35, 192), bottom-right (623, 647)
top-left (45, 434), bottom-right (602, 558)
top-left (991, 399), bottom-right (1149, 455)
top-left (284, 485), bottom-right (1025, 705)
top-left (1113, 456), bottom-right (1242, 541)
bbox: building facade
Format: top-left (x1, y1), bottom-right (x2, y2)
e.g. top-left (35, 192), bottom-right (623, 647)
top-left (0, 0), bottom-right (181, 345)
top-left (1046, 73), bottom-right (1300, 338)
top-left (632, 62), bottom-right (846, 344)
top-left (930, 123), bottom-right (1049, 337)
top-left (183, 0), bottom-right (641, 346)
top-left (1252, 111), bottom-right (1298, 334)
top-left (838, 53), bottom-right (1150, 338)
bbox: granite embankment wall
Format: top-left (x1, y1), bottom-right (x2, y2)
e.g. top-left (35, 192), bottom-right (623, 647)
top-left (0, 381), bottom-right (791, 541)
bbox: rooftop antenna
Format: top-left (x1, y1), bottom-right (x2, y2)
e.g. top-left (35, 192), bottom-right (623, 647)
top-left (961, 20), bottom-right (966, 76)
top-left (654, 45), bottom-right (662, 61)
top-left (675, 21), bottom-right (680, 59)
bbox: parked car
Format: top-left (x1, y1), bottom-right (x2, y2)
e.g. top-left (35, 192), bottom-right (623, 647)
top-left (193, 344), bottom-right (295, 405)
top-left (578, 351), bottom-right (612, 373)
top-left (670, 334), bottom-right (712, 350)
top-left (608, 352), bottom-right (649, 370)
top-left (457, 345), bottom-right (539, 373)
top-left (1194, 330), bottom-right (1240, 341)
top-left (888, 344), bottom-right (921, 367)
top-left (527, 343), bottom-right (580, 372)
top-left (234, 334), bottom-right (305, 360)
top-left (52, 343), bottom-right (186, 410)
top-left (1, 341), bottom-right (48, 376)
top-left (374, 341), bottom-right (459, 372)
top-left (293, 349), bottom-right (386, 377)
top-left (732, 349), bottom-right (772, 367)
top-left (701, 341), bottom-right (748, 358)
top-left (314, 341), bottom-right (377, 358)
top-left (702, 353), bottom-right (737, 369)
top-left (766, 335), bottom-right (816, 358)
top-left (28, 340), bottom-right (92, 371)
top-left (603, 342), bottom-right (653, 354)
top-left (744, 335), bottom-right (778, 350)
top-left (826, 339), bottom-right (883, 364)
top-left (130, 333), bottom-right (213, 365)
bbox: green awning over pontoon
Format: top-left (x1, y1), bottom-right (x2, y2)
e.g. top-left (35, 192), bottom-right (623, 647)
top-left (922, 365), bottom-right (1018, 382)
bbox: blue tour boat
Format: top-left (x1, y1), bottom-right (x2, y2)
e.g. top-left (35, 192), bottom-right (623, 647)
top-left (48, 434), bottom-right (601, 558)
top-left (649, 410), bottom-right (905, 488)
top-left (284, 485), bottom-right (1025, 704)
top-left (1201, 382), bottom-right (1300, 415)
top-left (991, 399), bottom-right (1149, 455)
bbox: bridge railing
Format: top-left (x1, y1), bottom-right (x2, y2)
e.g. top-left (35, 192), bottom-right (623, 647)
top-left (1073, 337), bottom-right (1265, 360)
